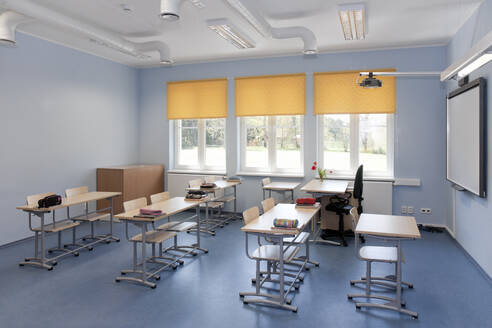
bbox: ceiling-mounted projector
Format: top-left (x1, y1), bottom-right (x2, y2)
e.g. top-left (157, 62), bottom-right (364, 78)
top-left (359, 72), bottom-right (382, 88)
top-left (160, 0), bottom-right (180, 21)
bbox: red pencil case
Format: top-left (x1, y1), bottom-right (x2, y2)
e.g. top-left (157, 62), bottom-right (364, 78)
top-left (296, 198), bottom-right (316, 205)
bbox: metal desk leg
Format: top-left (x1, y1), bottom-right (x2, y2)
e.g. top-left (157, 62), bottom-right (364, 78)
top-left (20, 212), bottom-right (54, 270)
top-left (192, 205), bottom-right (208, 253)
top-left (108, 197), bottom-right (120, 242)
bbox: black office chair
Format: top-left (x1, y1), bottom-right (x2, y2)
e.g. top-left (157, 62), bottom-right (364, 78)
top-left (323, 165), bottom-right (364, 246)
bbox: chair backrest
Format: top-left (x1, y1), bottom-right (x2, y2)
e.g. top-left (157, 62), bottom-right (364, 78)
top-left (189, 178), bottom-right (203, 188)
top-left (27, 192), bottom-right (55, 206)
top-left (242, 206), bottom-right (260, 225)
top-left (65, 186), bottom-right (89, 198)
top-left (261, 177), bottom-right (271, 186)
top-left (261, 198), bottom-right (275, 213)
top-left (353, 165), bottom-right (364, 214)
top-left (150, 191), bottom-right (170, 204)
top-left (123, 197), bottom-right (147, 212)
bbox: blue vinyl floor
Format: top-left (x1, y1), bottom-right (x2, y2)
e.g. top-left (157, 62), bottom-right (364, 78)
top-left (0, 213), bottom-right (490, 328)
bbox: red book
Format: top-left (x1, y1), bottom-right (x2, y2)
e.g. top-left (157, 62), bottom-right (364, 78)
top-left (296, 198), bottom-right (316, 205)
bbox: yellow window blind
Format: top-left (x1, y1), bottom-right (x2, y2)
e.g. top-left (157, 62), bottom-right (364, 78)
top-left (314, 69), bottom-right (396, 114)
top-left (167, 78), bottom-right (228, 120)
top-left (235, 73), bottom-right (306, 116)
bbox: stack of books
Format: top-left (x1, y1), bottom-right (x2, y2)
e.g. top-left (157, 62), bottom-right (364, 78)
top-left (226, 176), bottom-right (242, 182)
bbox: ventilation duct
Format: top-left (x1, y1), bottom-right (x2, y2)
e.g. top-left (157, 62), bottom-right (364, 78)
top-left (0, 0), bottom-right (173, 64)
top-left (0, 11), bottom-right (31, 46)
top-left (224, 0), bottom-right (318, 55)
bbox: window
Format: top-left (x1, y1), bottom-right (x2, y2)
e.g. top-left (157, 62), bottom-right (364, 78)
top-left (174, 118), bottom-right (226, 171)
top-left (318, 114), bottom-right (393, 177)
top-left (240, 115), bottom-right (303, 173)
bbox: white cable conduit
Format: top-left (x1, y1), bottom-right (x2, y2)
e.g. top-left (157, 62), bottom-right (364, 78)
top-left (0, 10), bottom-right (32, 46)
top-left (0, 0), bottom-right (173, 64)
top-left (224, 0), bottom-right (318, 54)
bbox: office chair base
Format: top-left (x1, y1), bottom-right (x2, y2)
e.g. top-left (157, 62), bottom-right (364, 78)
top-left (347, 293), bottom-right (405, 307)
top-left (19, 259), bottom-right (54, 270)
top-left (360, 275), bottom-right (413, 289)
top-left (240, 293), bottom-right (297, 312)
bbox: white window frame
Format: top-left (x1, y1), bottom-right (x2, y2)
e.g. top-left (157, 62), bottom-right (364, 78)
top-left (317, 114), bottom-right (394, 178)
top-left (174, 119), bottom-right (226, 172)
top-left (240, 116), bottom-right (304, 174)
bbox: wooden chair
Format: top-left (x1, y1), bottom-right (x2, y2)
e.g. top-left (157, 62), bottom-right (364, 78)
top-left (240, 206), bottom-right (301, 304)
top-left (122, 198), bottom-right (180, 273)
top-left (65, 186), bottom-right (110, 248)
top-left (26, 192), bottom-right (81, 258)
top-left (150, 191), bottom-right (170, 204)
top-left (261, 197), bottom-right (275, 213)
top-left (347, 208), bottom-right (412, 305)
top-left (150, 192), bottom-right (198, 257)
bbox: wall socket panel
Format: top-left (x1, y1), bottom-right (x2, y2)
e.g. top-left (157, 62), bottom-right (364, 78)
top-left (420, 208), bottom-right (432, 214)
top-left (401, 206), bottom-right (407, 214)
top-left (407, 206), bottom-right (414, 214)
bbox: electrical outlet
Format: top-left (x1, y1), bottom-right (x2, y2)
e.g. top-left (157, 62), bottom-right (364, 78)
top-left (420, 208), bottom-right (432, 214)
top-left (401, 206), bottom-right (407, 214)
top-left (407, 206), bottom-right (414, 214)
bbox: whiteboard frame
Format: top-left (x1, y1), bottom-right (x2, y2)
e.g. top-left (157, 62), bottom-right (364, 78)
top-left (446, 78), bottom-right (486, 198)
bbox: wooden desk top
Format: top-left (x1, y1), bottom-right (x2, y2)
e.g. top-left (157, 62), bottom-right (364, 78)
top-left (300, 179), bottom-right (348, 194)
top-left (241, 203), bottom-right (320, 235)
top-left (356, 214), bottom-right (421, 239)
top-left (17, 192), bottom-right (121, 213)
top-left (186, 180), bottom-right (241, 192)
top-left (115, 197), bottom-right (206, 222)
top-left (263, 182), bottom-right (301, 191)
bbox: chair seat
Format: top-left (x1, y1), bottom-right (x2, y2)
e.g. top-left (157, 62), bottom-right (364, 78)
top-left (74, 212), bottom-right (109, 222)
top-left (252, 245), bottom-right (299, 262)
top-left (359, 246), bottom-right (399, 263)
top-left (200, 201), bottom-right (223, 209)
top-left (131, 230), bottom-right (177, 244)
top-left (215, 195), bottom-right (235, 203)
top-left (158, 221), bottom-right (196, 232)
top-left (284, 232), bottom-right (309, 244)
top-left (33, 220), bottom-right (80, 233)
top-left (157, 221), bottom-right (181, 230)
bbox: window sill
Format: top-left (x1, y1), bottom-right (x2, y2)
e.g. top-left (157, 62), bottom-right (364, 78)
top-left (236, 171), bottom-right (304, 178)
top-left (168, 169), bottom-right (227, 176)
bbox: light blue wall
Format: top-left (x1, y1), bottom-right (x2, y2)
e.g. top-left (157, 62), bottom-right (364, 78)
top-left (0, 33), bottom-right (140, 245)
top-left (138, 46), bottom-right (448, 224)
top-left (445, 0), bottom-right (492, 277)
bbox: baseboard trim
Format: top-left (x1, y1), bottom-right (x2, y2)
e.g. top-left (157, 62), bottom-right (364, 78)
top-left (421, 223), bottom-right (491, 284)
top-left (0, 235), bottom-right (33, 249)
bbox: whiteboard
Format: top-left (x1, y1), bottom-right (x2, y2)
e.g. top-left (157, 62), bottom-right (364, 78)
top-left (446, 81), bottom-right (485, 197)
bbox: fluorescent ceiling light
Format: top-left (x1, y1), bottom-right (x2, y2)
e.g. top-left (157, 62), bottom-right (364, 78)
top-left (457, 53), bottom-right (492, 78)
top-left (207, 19), bottom-right (254, 49)
top-left (338, 3), bottom-right (366, 41)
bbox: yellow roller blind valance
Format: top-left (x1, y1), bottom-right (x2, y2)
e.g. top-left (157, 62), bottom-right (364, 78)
top-left (235, 73), bottom-right (306, 117)
top-left (314, 69), bottom-right (396, 114)
top-left (167, 78), bottom-right (228, 120)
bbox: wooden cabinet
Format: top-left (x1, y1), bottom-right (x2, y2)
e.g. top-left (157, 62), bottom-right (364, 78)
top-left (97, 165), bottom-right (164, 215)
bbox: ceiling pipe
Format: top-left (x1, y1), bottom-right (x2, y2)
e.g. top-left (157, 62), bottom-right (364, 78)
top-left (0, 11), bottom-right (32, 46)
top-left (0, 0), bottom-right (173, 64)
top-left (160, 0), bottom-right (184, 21)
top-left (224, 0), bottom-right (318, 55)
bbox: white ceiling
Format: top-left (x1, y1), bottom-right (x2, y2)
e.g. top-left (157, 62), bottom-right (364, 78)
top-left (1, 0), bottom-right (483, 67)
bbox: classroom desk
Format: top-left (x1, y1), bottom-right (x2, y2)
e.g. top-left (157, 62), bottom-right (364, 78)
top-left (114, 196), bottom-right (208, 288)
top-left (16, 191), bottom-right (121, 270)
top-left (240, 203), bottom-right (320, 312)
top-left (187, 180), bottom-right (242, 231)
top-left (353, 213), bottom-right (421, 318)
top-left (300, 179), bottom-right (349, 246)
top-left (262, 182), bottom-right (300, 203)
